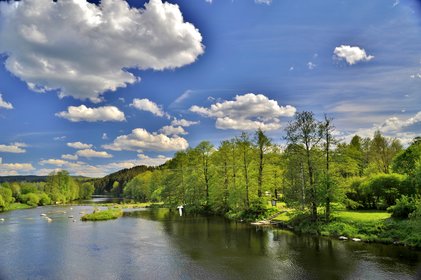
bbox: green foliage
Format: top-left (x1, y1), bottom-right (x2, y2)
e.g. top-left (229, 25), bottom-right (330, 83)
top-left (79, 182), bottom-right (95, 199)
top-left (387, 195), bottom-right (418, 219)
top-left (20, 193), bottom-right (40, 207)
top-left (93, 165), bottom-right (155, 194)
top-left (81, 208), bottom-right (123, 221)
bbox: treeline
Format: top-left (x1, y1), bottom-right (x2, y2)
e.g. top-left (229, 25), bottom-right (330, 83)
top-left (119, 111), bottom-right (421, 221)
top-left (0, 170), bottom-right (94, 211)
top-left (93, 165), bottom-right (155, 194)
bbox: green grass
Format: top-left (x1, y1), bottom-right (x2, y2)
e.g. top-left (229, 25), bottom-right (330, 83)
top-left (333, 210), bottom-right (391, 222)
top-left (275, 209), bottom-right (421, 247)
top-left (6, 203), bottom-right (33, 211)
top-left (81, 208), bottom-right (123, 221)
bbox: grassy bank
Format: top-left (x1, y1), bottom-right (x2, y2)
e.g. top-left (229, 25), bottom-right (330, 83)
top-left (6, 203), bottom-right (33, 211)
top-left (81, 208), bottom-right (123, 221)
top-left (272, 210), bottom-right (421, 248)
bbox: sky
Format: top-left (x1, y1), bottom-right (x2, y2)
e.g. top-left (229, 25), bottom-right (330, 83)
top-left (0, 0), bottom-right (420, 177)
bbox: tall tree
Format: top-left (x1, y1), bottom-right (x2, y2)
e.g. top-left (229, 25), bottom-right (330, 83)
top-left (196, 141), bottom-right (214, 207)
top-left (255, 128), bottom-right (271, 198)
top-left (321, 115), bottom-right (336, 221)
top-left (286, 111), bottom-right (322, 221)
top-left (237, 132), bottom-right (252, 208)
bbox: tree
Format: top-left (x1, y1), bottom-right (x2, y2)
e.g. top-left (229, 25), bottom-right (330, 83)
top-left (196, 141), bottom-right (214, 207)
top-left (255, 129), bottom-right (271, 198)
top-left (286, 111), bottom-right (322, 221)
top-left (369, 131), bottom-right (402, 174)
top-left (392, 138), bottom-right (421, 176)
top-left (237, 132), bottom-right (253, 209)
top-left (320, 115), bottom-right (336, 221)
top-left (80, 182), bottom-right (95, 199)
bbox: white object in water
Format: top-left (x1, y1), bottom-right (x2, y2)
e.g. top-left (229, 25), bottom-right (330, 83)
top-left (46, 217), bottom-right (53, 223)
top-left (0, 218), bottom-right (5, 222)
top-left (68, 215), bottom-right (74, 219)
top-left (352, 238), bottom-right (362, 242)
top-left (40, 213), bottom-right (47, 217)
top-left (339, 236), bottom-right (348, 240)
top-left (177, 205), bottom-right (184, 217)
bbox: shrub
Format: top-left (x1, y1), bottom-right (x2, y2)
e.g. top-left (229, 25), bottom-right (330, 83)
top-left (20, 193), bottom-right (40, 207)
top-left (387, 195), bottom-right (418, 219)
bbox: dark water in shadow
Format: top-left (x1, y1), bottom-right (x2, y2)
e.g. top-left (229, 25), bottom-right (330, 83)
top-left (0, 206), bottom-right (420, 280)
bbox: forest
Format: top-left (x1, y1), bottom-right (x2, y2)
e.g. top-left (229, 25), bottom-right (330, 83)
top-left (117, 111), bottom-right (421, 225)
top-left (0, 171), bottom-right (95, 211)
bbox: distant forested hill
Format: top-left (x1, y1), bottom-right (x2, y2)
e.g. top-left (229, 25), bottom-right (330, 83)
top-left (93, 165), bottom-right (156, 194)
top-left (0, 175), bottom-right (89, 183)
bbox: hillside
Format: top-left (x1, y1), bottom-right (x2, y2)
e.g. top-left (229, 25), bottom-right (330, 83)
top-left (93, 165), bottom-right (156, 194)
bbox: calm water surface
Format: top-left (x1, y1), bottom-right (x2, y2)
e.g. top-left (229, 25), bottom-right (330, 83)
top-left (0, 204), bottom-right (420, 280)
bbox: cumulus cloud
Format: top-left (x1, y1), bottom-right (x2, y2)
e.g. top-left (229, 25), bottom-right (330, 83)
top-left (130, 98), bottom-right (168, 118)
top-left (137, 154), bottom-right (171, 166)
top-left (171, 118), bottom-right (199, 127)
top-left (76, 149), bottom-right (113, 158)
top-left (347, 111), bottom-right (421, 146)
top-left (159, 125), bottom-right (187, 136)
top-left (333, 45), bottom-right (374, 65)
top-left (61, 154), bottom-right (78, 161)
top-left (0, 0), bottom-right (204, 102)
top-left (67, 142), bottom-right (92, 149)
top-left (103, 128), bottom-right (189, 152)
top-left (56, 105), bottom-right (126, 122)
top-left (0, 162), bottom-right (34, 175)
top-left (0, 94), bottom-right (13, 109)
top-left (0, 142), bottom-right (27, 153)
top-left (190, 93), bottom-right (296, 131)
top-left (39, 159), bottom-right (68, 166)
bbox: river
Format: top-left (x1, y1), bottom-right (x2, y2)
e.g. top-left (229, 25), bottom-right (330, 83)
top-left (0, 204), bottom-right (420, 280)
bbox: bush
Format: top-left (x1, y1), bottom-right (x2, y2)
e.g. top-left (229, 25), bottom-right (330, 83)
top-left (387, 195), bottom-right (418, 219)
top-left (38, 193), bottom-right (51, 206)
top-left (20, 193), bottom-right (40, 207)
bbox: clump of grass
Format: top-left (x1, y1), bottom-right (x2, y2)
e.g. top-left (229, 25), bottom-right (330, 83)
top-left (81, 208), bottom-right (123, 221)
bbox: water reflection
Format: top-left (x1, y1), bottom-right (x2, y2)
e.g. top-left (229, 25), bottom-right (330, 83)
top-left (0, 206), bottom-right (419, 280)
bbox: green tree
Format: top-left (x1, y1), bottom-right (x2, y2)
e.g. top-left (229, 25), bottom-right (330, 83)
top-left (286, 111), bottom-right (322, 221)
top-left (254, 128), bottom-right (271, 198)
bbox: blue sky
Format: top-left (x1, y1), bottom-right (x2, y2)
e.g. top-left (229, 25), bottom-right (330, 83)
top-left (0, 0), bottom-right (420, 177)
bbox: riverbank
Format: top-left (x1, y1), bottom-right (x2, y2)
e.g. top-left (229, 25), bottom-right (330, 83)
top-left (272, 210), bottom-right (421, 248)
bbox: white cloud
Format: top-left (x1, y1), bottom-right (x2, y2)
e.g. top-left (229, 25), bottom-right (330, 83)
top-left (171, 118), bottom-right (199, 127)
top-left (190, 93), bottom-right (296, 131)
top-left (255, 0), bottom-right (272, 4)
top-left (53, 136), bottom-right (66, 141)
top-left (346, 111), bottom-right (421, 146)
top-left (159, 125), bottom-right (187, 136)
top-left (0, 0), bottom-right (204, 102)
top-left (130, 98), bottom-right (168, 118)
top-left (76, 149), bottom-right (113, 158)
top-left (56, 105), bottom-right (125, 122)
top-left (0, 142), bottom-right (27, 153)
top-left (103, 128), bottom-right (189, 152)
top-left (307, 62), bottom-right (316, 70)
top-left (333, 45), bottom-right (374, 65)
top-left (102, 133), bottom-right (108, 140)
top-left (0, 162), bottom-right (34, 175)
top-left (39, 159), bottom-right (68, 166)
top-left (0, 94), bottom-right (13, 109)
top-left (61, 154), bottom-right (78, 161)
top-left (67, 142), bottom-right (93, 150)
top-left (137, 154), bottom-right (170, 166)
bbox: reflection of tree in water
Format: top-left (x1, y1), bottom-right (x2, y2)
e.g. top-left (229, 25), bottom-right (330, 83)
top-left (125, 209), bottom-right (421, 279)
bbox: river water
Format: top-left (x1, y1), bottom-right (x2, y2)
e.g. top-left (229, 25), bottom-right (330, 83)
top-left (0, 204), bottom-right (420, 280)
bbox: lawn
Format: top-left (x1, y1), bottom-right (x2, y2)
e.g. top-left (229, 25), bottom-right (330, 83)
top-left (333, 210), bottom-right (391, 222)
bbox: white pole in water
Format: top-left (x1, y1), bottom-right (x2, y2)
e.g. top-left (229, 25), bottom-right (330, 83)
top-left (177, 205), bottom-right (183, 216)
